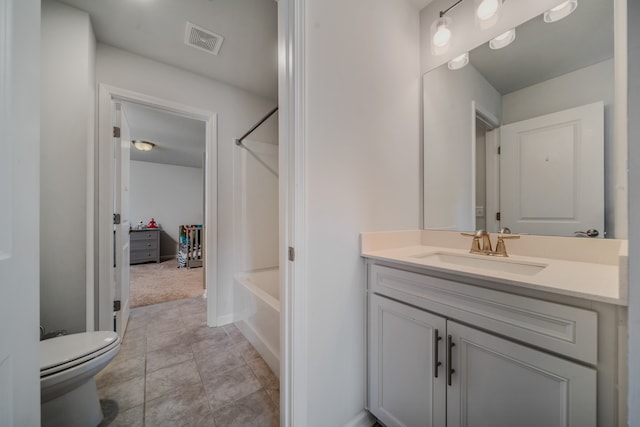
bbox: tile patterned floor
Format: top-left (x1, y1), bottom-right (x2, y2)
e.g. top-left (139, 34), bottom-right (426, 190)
top-left (97, 297), bottom-right (280, 427)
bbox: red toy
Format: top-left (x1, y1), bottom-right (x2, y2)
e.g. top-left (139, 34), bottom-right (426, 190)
top-left (147, 218), bottom-right (158, 229)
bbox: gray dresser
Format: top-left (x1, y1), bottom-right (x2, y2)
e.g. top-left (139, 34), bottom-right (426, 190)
top-left (130, 228), bottom-right (160, 265)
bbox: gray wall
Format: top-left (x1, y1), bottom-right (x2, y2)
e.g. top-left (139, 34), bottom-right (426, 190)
top-left (129, 161), bottom-right (203, 259)
top-left (423, 63), bottom-right (501, 231)
top-left (40, 0), bottom-right (95, 334)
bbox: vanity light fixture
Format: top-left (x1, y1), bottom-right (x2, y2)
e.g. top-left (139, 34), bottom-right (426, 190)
top-left (489, 28), bottom-right (516, 49)
top-left (430, 0), bottom-right (463, 55)
top-left (431, 16), bottom-right (453, 55)
top-left (475, 0), bottom-right (502, 29)
top-left (448, 52), bottom-right (469, 70)
top-left (544, 0), bottom-right (578, 23)
top-left (132, 140), bottom-right (155, 151)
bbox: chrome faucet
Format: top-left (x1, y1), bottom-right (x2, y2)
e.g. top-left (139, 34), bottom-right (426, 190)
top-left (461, 229), bottom-right (520, 257)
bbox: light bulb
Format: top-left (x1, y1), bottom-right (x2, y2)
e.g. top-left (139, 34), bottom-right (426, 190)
top-left (544, 0), bottom-right (578, 23)
top-left (433, 22), bottom-right (451, 47)
top-left (431, 16), bottom-right (452, 55)
top-left (489, 28), bottom-right (516, 49)
top-left (476, 0), bottom-right (500, 21)
top-left (448, 52), bottom-right (469, 70)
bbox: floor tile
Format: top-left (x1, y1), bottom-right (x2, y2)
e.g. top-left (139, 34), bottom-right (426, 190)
top-left (195, 346), bottom-right (247, 380)
top-left (213, 389), bottom-right (279, 427)
top-left (146, 343), bottom-right (195, 373)
top-left (202, 365), bottom-right (262, 410)
top-left (147, 327), bottom-right (191, 353)
top-left (145, 359), bottom-right (202, 402)
top-left (246, 355), bottom-right (279, 390)
top-left (96, 354), bottom-right (145, 388)
top-left (145, 384), bottom-right (216, 427)
top-left (97, 296), bottom-right (280, 426)
top-left (98, 375), bottom-right (145, 412)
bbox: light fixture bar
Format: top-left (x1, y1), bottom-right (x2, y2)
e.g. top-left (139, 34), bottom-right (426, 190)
top-left (439, 0), bottom-right (464, 17)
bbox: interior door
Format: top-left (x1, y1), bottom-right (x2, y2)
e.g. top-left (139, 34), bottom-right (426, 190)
top-left (500, 102), bottom-right (604, 237)
top-left (0, 0), bottom-right (41, 424)
top-left (113, 102), bottom-right (131, 337)
top-left (446, 321), bottom-right (596, 427)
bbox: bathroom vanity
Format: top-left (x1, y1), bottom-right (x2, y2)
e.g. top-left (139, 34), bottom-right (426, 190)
top-left (362, 230), bottom-right (627, 427)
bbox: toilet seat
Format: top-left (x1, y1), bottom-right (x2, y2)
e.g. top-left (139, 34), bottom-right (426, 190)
top-left (40, 331), bottom-right (120, 378)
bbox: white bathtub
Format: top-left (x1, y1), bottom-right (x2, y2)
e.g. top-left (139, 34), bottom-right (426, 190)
top-left (233, 268), bottom-right (280, 377)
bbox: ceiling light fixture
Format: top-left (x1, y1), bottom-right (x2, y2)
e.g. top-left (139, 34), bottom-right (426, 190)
top-left (544, 0), bottom-right (578, 23)
top-left (489, 28), bottom-right (516, 49)
top-left (132, 140), bottom-right (155, 151)
top-left (448, 52), bottom-right (469, 70)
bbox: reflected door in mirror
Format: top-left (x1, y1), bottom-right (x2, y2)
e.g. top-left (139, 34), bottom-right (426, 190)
top-left (499, 101), bottom-right (604, 237)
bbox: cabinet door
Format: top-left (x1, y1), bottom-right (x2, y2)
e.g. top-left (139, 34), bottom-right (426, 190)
top-left (446, 321), bottom-right (596, 427)
top-left (369, 294), bottom-right (447, 427)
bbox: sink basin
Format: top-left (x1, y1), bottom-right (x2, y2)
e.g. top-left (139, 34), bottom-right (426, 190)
top-left (410, 252), bottom-right (547, 276)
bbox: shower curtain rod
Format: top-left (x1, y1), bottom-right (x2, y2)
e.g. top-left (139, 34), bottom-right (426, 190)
top-left (235, 106), bottom-right (279, 146)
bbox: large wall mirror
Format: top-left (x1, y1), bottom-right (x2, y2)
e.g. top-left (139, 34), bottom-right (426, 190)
top-left (422, 0), bottom-right (621, 238)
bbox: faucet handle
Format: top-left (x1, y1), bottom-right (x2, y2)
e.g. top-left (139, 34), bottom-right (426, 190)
top-left (495, 233), bottom-right (520, 257)
top-left (460, 231), bottom-right (481, 253)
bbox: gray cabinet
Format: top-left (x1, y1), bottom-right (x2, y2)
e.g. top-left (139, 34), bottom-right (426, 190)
top-left (130, 229), bottom-right (160, 265)
top-left (367, 264), bottom-right (597, 427)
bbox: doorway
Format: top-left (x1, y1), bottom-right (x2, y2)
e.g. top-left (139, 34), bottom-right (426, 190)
top-left (95, 84), bottom-right (218, 335)
top-left (122, 101), bottom-right (207, 310)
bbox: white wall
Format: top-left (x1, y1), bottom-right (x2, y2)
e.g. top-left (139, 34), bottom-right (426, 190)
top-left (303, 0), bottom-right (421, 425)
top-left (502, 58), bottom-right (616, 237)
top-left (627, 0), bottom-right (639, 422)
top-left (96, 44), bottom-right (276, 322)
top-left (129, 161), bottom-right (203, 259)
top-left (423, 63), bottom-right (501, 231)
top-left (236, 140), bottom-right (279, 272)
top-left (41, 0), bottom-right (95, 334)
top-left (0, 0), bottom-right (41, 423)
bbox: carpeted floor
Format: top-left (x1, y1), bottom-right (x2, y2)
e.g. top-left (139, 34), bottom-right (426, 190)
top-left (129, 258), bottom-right (205, 308)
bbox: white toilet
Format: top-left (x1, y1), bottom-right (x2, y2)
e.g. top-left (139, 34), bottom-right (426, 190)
top-left (40, 331), bottom-right (121, 427)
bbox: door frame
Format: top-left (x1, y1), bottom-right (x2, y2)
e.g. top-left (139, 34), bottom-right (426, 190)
top-left (95, 84), bottom-right (218, 331)
top-left (278, 0), bottom-right (307, 425)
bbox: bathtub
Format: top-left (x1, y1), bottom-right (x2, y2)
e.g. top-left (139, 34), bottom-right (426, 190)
top-left (233, 268), bottom-right (280, 377)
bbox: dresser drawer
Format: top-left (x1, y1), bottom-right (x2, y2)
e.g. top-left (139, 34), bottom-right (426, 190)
top-left (130, 249), bottom-right (158, 264)
top-left (130, 230), bottom-right (159, 241)
top-left (369, 263), bottom-right (598, 364)
top-left (131, 239), bottom-right (158, 251)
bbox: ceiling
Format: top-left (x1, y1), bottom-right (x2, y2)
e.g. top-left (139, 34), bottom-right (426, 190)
top-left (123, 103), bottom-right (206, 168)
top-left (58, 0), bottom-right (278, 100)
top-left (468, 0), bottom-right (613, 95)
top-left (55, 0), bottom-right (278, 168)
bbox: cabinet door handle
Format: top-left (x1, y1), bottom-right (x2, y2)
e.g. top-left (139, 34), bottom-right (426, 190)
top-left (447, 334), bottom-right (456, 386)
top-left (434, 329), bottom-right (442, 378)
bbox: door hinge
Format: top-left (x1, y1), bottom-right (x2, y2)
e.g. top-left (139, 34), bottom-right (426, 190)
top-left (113, 213), bottom-right (121, 225)
top-left (498, 146), bottom-right (501, 155)
top-left (288, 246), bottom-right (295, 262)
top-left (113, 126), bottom-right (121, 138)
top-left (496, 212), bottom-right (501, 221)
top-left (113, 300), bottom-right (121, 312)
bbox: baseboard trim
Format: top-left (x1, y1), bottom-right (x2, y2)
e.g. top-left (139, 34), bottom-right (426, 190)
top-left (343, 410), bottom-right (376, 427)
top-left (217, 313), bottom-right (234, 326)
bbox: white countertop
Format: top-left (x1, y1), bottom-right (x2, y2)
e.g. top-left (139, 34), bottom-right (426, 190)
top-left (361, 230), bottom-right (627, 306)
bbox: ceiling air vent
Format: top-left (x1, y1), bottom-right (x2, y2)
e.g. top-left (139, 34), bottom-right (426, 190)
top-left (184, 22), bottom-right (224, 55)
